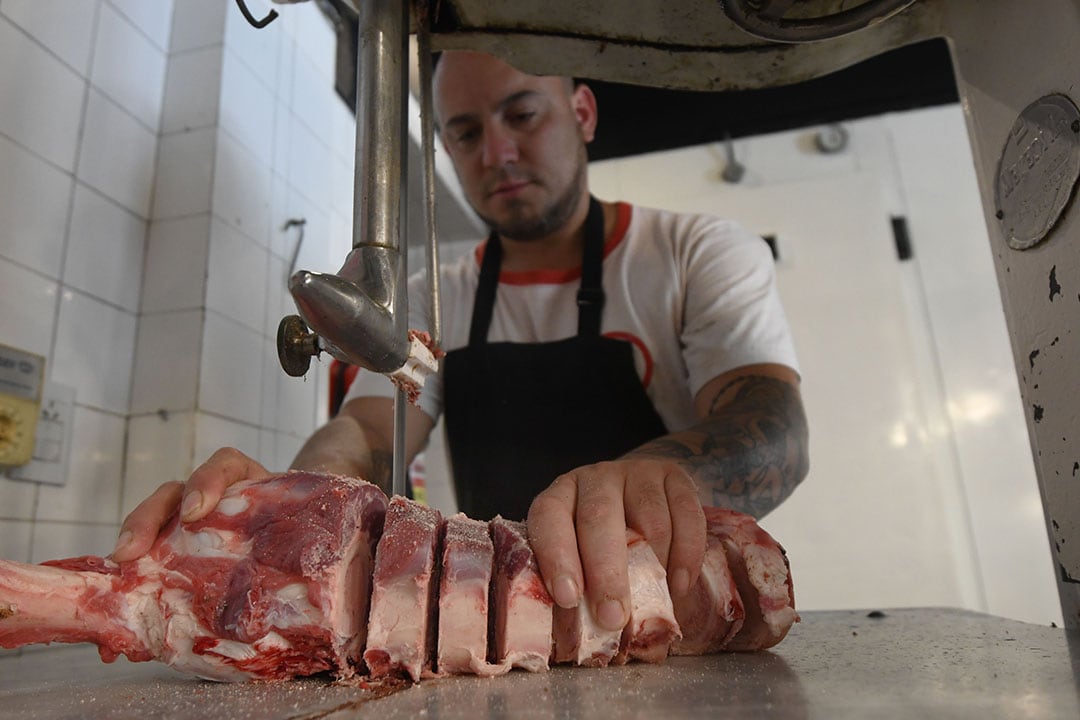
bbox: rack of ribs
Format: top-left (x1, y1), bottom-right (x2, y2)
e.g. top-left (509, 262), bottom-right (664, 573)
top-left (0, 473), bottom-right (797, 682)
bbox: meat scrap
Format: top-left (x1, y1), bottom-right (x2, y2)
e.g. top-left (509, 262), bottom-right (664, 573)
top-left (0, 472), bottom-right (386, 682)
top-left (0, 473), bottom-right (797, 682)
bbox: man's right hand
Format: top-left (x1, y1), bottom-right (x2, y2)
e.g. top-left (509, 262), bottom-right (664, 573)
top-left (110, 448), bottom-right (271, 562)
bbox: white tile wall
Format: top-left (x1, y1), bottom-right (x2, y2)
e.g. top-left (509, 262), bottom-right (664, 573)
top-left (51, 289), bottom-right (137, 414)
top-left (0, 16), bottom-right (86, 171)
top-left (0, 134), bottom-right (72, 278)
top-left (0, 0), bottom-right (99, 77)
top-left (129, 310), bottom-right (203, 415)
top-left (0, 520), bottom-right (33, 563)
top-left (36, 407), bottom-right (125, 524)
top-left (193, 411), bottom-right (260, 468)
top-left (206, 217), bottom-right (268, 332)
top-left (168, 0), bottom-right (225, 53)
top-left (198, 312), bottom-right (263, 425)
top-left (219, 49), bottom-right (276, 161)
top-left (90, 2), bottom-right (168, 131)
top-left (290, 4), bottom-right (336, 81)
top-left (212, 129), bottom-right (271, 244)
top-left (141, 215), bottom-right (211, 313)
top-left (151, 127), bottom-right (216, 219)
top-left (64, 185), bottom-right (146, 312)
top-left (107, 0), bottom-right (174, 52)
top-left (77, 89), bottom-right (157, 216)
top-left (161, 46), bottom-right (223, 134)
top-left (30, 521), bottom-right (119, 563)
top-left (0, 257), bottom-right (59, 359)
top-left (0, 478), bottom-right (38, 523)
top-left (223, 0), bottom-right (281, 92)
top-left (121, 411), bottom-right (195, 517)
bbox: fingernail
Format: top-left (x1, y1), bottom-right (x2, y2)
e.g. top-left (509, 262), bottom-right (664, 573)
top-left (180, 490), bottom-right (203, 521)
top-left (551, 574), bottom-right (580, 608)
top-left (670, 567), bottom-right (690, 597)
top-left (111, 530), bottom-right (133, 557)
top-left (596, 599), bottom-right (626, 630)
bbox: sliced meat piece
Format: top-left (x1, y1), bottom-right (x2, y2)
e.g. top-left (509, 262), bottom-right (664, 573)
top-left (437, 514), bottom-right (509, 676)
top-left (669, 532), bottom-right (744, 655)
top-left (489, 517), bottom-right (553, 672)
top-left (363, 497), bottom-right (444, 681)
top-left (613, 530), bottom-right (681, 664)
top-left (705, 507), bottom-right (798, 651)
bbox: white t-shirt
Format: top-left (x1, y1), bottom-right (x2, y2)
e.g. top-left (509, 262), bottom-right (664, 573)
top-left (346, 202), bottom-right (799, 432)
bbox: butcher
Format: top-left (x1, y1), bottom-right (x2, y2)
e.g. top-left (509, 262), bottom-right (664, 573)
top-left (112, 50), bottom-right (810, 638)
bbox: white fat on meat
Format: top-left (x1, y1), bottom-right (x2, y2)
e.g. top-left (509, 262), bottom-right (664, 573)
top-left (669, 531), bottom-right (745, 655)
top-left (613, 530), bottom-right (681, 664)
top-left (363, 496), bottom-right (443, 681)
top-left (490, 517), bottom-right (553, 672)
top-left (436, 514), bottom-right (510, 676)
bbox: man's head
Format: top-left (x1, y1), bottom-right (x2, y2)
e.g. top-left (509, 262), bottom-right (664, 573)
top-left (432, 51), bottom-right (598, 242)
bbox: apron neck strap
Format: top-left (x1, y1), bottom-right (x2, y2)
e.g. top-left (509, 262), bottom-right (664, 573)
top-left (469, 197), bottom-right (606, 346)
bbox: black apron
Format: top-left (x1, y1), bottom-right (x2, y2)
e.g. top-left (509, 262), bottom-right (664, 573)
top-left (443, 197), bottom-right (668, 521)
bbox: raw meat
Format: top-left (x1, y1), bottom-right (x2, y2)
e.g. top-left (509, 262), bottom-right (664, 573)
top-left (613, 530), bottom-right (681, 664)
top-left (704, 507), bottom-right (798, 651)
top-left (670, 507), bottom-right (795, 654)
top-left (436, 514), bottom-right (508, 676)
top-left (489, 517), bottom-right (553, 672)
top-left (0, 472), bottom-right (386, 682)
top-left (552, 600), bottom-right (623, 667)
top-left (1, 469), bottom-right (798, 683)
top-left (363, 496), bottom-right (443, 681)
top-left (669, 529), bottom-right (745, 655)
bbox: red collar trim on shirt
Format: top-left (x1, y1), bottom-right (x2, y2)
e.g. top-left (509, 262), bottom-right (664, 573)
top-left (472, 202), bottom-right (633, 286)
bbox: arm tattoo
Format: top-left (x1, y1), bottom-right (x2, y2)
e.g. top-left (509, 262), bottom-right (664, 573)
top-left (632, 375), bottom-right (809, 518)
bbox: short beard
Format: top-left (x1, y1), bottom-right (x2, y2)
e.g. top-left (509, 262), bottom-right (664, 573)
top-left (478, 153), bottom-right (588, 242)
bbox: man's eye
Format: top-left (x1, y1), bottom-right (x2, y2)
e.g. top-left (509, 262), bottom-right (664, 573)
top-left (454, 128), bottom-right (480, 145)
top-left (509, 111), bottom-right (536, 125)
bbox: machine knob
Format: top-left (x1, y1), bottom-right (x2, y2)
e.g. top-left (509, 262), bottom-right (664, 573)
top-left (277, 315), bottom-right (320, 377)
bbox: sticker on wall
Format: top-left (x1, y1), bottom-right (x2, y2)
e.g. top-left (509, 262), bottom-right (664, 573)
top-left (0, 344), bottom-right (44, 467)
top-left (994, 94), bottom-right (1080, 250)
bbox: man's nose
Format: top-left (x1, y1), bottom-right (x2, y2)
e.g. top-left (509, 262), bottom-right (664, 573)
top-left (481, 124), bottom-right (518, 168)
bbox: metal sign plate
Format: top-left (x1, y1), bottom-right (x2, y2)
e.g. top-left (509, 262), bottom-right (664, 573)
top-left (995, 94), bottom-right (1080, 250)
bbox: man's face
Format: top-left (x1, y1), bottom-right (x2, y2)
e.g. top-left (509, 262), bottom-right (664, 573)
top-left (433, 51), bottom-right (597, 241)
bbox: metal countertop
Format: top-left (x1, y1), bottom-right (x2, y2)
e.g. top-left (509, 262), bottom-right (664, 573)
top-left (1, 608), bottom-right (1078, 719)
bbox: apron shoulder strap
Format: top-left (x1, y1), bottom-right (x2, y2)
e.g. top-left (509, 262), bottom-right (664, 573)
top-left (469, 232), bottom-right (502, 347)
top-left (577, 197), bottom-right (605, 337)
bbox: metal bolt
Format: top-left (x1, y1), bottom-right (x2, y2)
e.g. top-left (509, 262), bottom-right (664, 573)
top-left (1073, 119), bottom-right (1080, 133)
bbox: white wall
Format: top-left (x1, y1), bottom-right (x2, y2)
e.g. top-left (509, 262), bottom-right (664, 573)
top-left (0, 1), bottom-right (358, 569)
top-left (588, 106), bottom-right (1060, 626)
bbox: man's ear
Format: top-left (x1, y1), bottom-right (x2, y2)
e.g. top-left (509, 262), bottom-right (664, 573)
top-left (572, 83), bottom-right (599, 143)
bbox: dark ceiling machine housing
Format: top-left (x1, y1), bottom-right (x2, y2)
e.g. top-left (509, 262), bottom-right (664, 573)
top-left (311, 0), bottom-right (956, 162)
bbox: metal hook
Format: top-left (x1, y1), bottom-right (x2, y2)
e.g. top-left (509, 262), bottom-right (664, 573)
top-left (234, 0), bottom-right (279, 29)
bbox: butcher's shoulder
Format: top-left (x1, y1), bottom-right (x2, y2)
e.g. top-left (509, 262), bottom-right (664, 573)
top-left (619, 203), bottom-right (769, 273)
top-left (622, 204), bottom-right (761, 253)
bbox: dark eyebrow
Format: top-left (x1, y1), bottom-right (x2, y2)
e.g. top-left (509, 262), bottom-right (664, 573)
top-left (443, 90), bottom-right (544, 131)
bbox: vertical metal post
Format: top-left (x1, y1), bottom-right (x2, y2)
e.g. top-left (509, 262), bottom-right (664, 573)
top-left (417, 0), bottom-right (443, 350)
top-left (355, 0), bottom-right (409, 497)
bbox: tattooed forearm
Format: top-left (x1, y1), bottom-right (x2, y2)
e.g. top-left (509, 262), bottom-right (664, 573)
top-left (367, 449), bottom-right (393, 489)
top-left (630, 375), bottom-right (809, 518)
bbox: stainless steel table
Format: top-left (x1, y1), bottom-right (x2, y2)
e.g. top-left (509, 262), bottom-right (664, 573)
top-left (2, 609), bottom-right (1077, 719)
